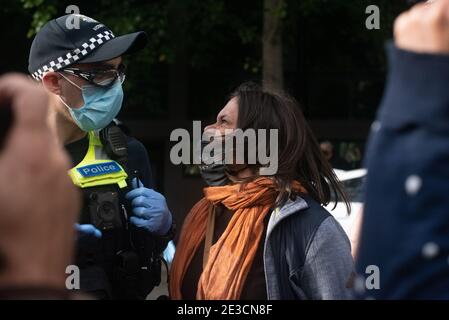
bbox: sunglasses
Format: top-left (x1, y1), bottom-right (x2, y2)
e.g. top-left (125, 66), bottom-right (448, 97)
top-left (61, 64), bottom-right (126, 88)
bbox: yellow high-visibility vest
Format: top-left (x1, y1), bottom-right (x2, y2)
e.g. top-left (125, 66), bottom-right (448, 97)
top-left (68, 131), bottom-right (128, 189)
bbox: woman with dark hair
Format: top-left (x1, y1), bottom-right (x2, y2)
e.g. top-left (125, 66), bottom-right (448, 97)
top-left (170, 83), bottom-right (354, 300)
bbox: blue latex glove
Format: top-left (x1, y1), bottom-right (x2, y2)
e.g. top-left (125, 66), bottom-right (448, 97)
top-left (163, 240), bottom-right (176, 265)
top-left (75, 223), bottom-right (102, 239)
top-left (125, 178), bottom-right (172, 235)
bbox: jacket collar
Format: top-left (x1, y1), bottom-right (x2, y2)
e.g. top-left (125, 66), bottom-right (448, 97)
top-left (266, 196), bottom-right (309, 239)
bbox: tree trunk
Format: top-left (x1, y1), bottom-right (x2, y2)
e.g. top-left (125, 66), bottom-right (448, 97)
top-left (263, 0), bottom-right (284, 91)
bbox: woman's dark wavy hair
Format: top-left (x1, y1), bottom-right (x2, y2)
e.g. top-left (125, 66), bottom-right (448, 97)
top-left (229, 82), bottom-right (350, 212)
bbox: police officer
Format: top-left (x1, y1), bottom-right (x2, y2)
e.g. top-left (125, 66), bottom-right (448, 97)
top-left (27, 14), bottom-right (174, 299)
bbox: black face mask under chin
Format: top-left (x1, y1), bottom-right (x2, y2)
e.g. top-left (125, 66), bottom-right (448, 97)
top-left (199, 137), bottom-right (230, 186)
top-left (198, 137), bottom-right (249, 186)
top-left (199, 163), bottom-right (229, 186)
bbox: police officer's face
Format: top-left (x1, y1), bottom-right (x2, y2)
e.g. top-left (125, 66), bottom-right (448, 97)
top-left (58, 56), bottom-right (123, 109)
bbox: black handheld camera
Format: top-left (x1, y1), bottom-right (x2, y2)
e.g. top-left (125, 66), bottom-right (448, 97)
top-left (0, 103), bottom-right (13, 151)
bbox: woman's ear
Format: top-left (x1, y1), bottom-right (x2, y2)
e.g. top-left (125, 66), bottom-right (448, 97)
top-left (42, 72), bottom-right (62, 95)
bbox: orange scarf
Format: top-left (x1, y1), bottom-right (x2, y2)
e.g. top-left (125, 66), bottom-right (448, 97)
top-left (170, 177), bottom-right (306, 300)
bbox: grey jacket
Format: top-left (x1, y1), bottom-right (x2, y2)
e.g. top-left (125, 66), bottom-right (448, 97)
top-left (263, 195), bottom-right (354, 300)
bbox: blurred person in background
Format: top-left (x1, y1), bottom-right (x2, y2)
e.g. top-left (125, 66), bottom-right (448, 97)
top-left (320, 141), bottom-right (334, 163)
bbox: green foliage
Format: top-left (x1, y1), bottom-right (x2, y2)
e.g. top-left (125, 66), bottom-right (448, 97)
top-left (20, 0), bottom-right (263, 68)
top-left (21, 0), bottom-right (56, 37)
top-left (17, 0), bottom-right (412, 120)
top-left (19, 0), bottom-right (410, 71)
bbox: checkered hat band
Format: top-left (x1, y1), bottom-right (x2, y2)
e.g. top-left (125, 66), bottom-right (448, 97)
top-left (31, 30), bottom-right (115, 81)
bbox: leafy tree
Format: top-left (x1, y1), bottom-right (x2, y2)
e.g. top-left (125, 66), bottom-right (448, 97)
top-left (17, 0), bottom-right (412, 120)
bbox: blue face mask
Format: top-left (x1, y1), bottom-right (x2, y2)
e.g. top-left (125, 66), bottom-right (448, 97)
top-left (58, 73), bottom-right (124, 132)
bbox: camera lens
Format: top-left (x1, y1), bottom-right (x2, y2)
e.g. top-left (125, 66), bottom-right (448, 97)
top-left (98, 201), bottom-right (116, 222)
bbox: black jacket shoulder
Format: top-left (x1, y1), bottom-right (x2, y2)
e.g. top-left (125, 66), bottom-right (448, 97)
top-left (278, 195), bottom-right (331, 265)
